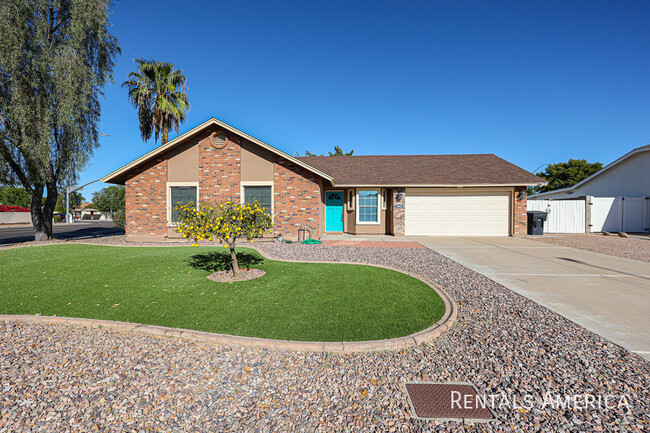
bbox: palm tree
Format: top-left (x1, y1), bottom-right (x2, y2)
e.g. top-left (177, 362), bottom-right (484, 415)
top-left (122, 59), bottom-right (190, 145)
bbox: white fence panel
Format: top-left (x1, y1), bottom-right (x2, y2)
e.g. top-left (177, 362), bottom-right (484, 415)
top-left (527, 199), bottom-right (585, 233)
top-left (591, 197), bottom-right (619, 233)
top-left (591, 196), bottom-right (649, 233)
top-left (622, 197), bottom-right (647, 232)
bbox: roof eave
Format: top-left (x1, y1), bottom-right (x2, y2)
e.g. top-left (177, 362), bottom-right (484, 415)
top-left (101, 118), bottom-right (334, 184)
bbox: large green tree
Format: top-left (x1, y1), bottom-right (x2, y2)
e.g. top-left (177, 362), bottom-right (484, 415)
top-left (0, 186), bottom-right (31, 207)
top-left (0, 0), bottom-right (119, 240)
top-left (122, 59), bottom-right (190, 145)
top-left (92, 185), bottom-right (124, 215)
top-left (532, 159), bottom-right (603, 194)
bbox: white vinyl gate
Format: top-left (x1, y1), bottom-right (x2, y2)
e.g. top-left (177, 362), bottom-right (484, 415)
top-left (591, 197), bottom-right (650, 233)
top-left (529, 196), bottom-right (650, 234)
top-left (527, 200), bottom-right (585, 233)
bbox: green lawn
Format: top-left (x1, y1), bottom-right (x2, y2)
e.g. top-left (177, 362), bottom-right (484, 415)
top-left (0, 244), bottom-right (444, 341)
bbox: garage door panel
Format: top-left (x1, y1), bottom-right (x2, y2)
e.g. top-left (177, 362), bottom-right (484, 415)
top-left (405, 191), bottom-right (510, 236)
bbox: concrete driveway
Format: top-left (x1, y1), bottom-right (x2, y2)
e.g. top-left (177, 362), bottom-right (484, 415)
top-left (412, 236), bottom-right (650, 361)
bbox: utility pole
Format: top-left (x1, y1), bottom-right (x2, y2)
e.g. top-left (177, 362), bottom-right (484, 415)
top-left (65, 133), bottom-right (109, 222)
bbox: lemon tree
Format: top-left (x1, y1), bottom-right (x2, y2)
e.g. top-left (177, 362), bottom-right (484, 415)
top-left (175, 200), bottom-right (273, 276)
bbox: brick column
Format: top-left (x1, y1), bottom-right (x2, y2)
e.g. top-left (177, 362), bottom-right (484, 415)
top-left (273, 158), bottom-right (321, 239)
top-left (513, 186), bottom-right (528, 236)
top-left (199, 131), bottom-right (241, 203)
top-left (125, 157), bottom-right (167, 240)
top-left (392, 188), bottom-right (405, 236)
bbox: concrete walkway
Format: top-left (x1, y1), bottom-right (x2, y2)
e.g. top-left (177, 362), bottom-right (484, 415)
top-left (320, 233), bottom-right (425, 248)
top-left (412, 236), bottom-right (650, 361)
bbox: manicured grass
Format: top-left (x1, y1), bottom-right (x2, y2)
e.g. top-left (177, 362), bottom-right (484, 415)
top-left (0, 244), bottom-right (444, 341)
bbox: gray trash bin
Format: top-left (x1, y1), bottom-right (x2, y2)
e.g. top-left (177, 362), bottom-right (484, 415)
top-left (527, 211), bottom-right (548, 235)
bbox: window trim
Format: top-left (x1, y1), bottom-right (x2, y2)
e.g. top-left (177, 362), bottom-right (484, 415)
top-left (240, 181), bottom-right (274, 219)
top-left (356, 188), bottom-right (381, 225)
top-left (167, 182), bottom-right (199, 226)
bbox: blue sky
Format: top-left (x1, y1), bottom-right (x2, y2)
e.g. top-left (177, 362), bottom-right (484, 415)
top-left (81, 0), bottom-right (650, 199)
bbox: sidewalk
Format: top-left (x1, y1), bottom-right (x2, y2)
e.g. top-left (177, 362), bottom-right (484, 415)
top-left (319, 234), bottom-right (425, 248)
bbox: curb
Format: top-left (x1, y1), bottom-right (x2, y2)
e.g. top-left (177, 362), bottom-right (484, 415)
top-left (0, 243), bottom-right (458, 353)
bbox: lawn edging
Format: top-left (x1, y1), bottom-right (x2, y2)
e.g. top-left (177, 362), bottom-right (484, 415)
top-left (0, 242), bottom-right (457, 353)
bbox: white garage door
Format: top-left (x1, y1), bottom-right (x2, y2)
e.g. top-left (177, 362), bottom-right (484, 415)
top-left (405, 190), bottom-right (511, 236)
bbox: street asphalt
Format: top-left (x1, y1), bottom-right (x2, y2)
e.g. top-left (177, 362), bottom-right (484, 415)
top-left (0, 221), bottom-right (124, 245)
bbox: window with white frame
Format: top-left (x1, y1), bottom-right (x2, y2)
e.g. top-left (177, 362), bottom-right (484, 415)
top-left (168, 184), bottom-right (198, 223)
top-left (357, 189), bottom-right (380, 224)
top-left (243, 185), bottom-right (272, 215)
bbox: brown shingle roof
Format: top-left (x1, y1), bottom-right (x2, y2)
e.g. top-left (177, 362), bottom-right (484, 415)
top-left (296, 154), bottom-right (544, 186)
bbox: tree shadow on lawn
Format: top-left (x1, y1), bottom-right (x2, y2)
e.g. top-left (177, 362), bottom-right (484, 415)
top-left (187, 251), bottom-right (264, 272)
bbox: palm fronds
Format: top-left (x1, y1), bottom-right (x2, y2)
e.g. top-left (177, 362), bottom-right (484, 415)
top-left (121, 59), bottom-right (190, 144)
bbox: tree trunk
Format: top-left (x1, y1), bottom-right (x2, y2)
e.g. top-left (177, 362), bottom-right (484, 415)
top-left (30, 185), bottom-right (48, 241)
top-left (161, 128), bottom-right (168, 145)
top-left (29, 183), bottom-right (58, 242)
top-left (43, 182), bottom-right (58, 237)
top-left (228, 238), bottom-right (239, 277)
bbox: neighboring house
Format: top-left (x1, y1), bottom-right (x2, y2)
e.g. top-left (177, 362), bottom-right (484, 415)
top-left (530, 145), bottom-right (650, 233)
top-left (100, 117), bottom-right (543, 241)
top-left (73, 203), bottom-right (110, 221)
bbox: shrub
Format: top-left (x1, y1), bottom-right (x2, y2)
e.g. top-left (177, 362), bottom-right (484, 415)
top-left (113, 209), bottom-right (125, 229)
top-left (0, 205), bottom-right (29, 212)
top-left (175, 200), bottom-right (273, 277)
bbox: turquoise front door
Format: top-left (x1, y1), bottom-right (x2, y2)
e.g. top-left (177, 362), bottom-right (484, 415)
top-left (326, 191), bottom-right (344, 232)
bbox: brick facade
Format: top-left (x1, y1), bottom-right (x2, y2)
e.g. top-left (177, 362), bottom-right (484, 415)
top-left (392, 188), bottom-right (405, 236)
top-left (123, 127), bottom-right (321, 241)
top-left (198, 129), bottom-right (241, 203)
top-left (120, 123), bottom-right (530, 241)
top-left (125, 157), bottom-right (167, 238)
top-left (273, 157), bottom-right (321, 238)
top-left (513, 186), bottom-right (528, 235)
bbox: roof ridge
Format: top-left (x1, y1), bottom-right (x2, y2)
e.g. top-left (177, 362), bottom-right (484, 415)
top-left (297, 153), bottom-right (498, 158)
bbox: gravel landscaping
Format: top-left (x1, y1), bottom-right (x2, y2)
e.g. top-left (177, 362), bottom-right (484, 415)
top-left (531, 234), bottom-right (650, 263)
top-left (1, 240), bottom-right (649, 431)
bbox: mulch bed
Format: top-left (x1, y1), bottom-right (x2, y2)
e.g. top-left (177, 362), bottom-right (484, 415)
top-left (206, 268), bottom-right (265, 282)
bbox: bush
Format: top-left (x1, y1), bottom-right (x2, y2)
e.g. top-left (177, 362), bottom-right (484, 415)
top-left (113, 209), bottom-right (125, 229)
top-left (0, 205), bottom-right (29, 212)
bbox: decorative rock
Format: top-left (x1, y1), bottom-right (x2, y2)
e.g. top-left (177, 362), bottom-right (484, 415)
top-left (0, 237), bottom-right (648, 431)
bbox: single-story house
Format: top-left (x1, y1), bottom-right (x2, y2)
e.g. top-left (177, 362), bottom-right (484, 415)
top-left (101, 118), bottom-right (544, 241)
top-left (530, 145), bottom-right (650, 233)
top-left (73, 202), bottom-right (110, 221)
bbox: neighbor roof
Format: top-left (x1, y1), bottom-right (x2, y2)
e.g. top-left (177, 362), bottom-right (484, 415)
top-left (297, 154), bottom-right (545, 186)
top-left (101, 118), bottom-right (334, 184)
top-left (532, 144), bottom-right (650, 197)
